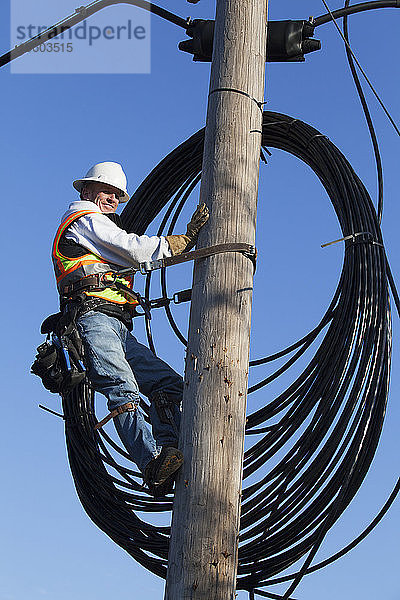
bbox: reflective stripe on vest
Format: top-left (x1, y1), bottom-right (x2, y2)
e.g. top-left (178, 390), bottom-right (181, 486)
top-left (52, 210), bottom-right (138, 306)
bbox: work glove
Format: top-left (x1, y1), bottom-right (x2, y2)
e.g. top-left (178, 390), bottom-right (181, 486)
top-left (166, 202), bottom-right (209, 255)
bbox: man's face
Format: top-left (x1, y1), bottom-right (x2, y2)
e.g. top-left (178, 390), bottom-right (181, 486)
top-left (82, 182), bottom-right (121, 213)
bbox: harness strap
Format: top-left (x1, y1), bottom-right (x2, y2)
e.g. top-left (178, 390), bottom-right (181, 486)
top-left (94, 401), bottom-right (136, 430)
top-left (62, 274), bottom-right (103, 296)
top-left (62, 273), bottom-right (136, 297)
top-left (62, 276), bottom-right (151, 320)
top-left (111, 284), bottom-right (151, 319)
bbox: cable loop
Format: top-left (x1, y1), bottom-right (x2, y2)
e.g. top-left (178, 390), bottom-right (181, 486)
top-left (63, 111), bottom-right (395, 593)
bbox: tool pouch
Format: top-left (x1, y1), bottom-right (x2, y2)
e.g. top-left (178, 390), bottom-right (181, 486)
top-left (31, 310), bottom-right (86, 394)
top-left (31, 338), bottom-right (64, 393)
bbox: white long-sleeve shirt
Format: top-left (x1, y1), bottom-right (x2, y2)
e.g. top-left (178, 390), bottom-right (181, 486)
top-left (61, 201), bottom-right (172, 269)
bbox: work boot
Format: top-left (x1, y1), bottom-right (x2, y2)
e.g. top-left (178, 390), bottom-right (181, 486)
top-left (143, 446), bottom-right (183, 496)
top-left (147, 473), bottom-right (176, 499)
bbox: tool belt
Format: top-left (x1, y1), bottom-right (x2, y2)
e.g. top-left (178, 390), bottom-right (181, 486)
top-left (31, 305), bottom-right (86, 395)
top-left (60, 273), bottom-right (151, 319)
top-left (61, 272), bottom-right (129, 297)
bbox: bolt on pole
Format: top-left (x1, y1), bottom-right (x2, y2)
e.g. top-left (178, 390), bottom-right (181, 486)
top-left (165, 1), bottom-right (268, 598)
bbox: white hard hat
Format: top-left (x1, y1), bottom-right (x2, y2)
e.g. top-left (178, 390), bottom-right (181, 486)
top-left (73, 161), bottom-right (130, 203)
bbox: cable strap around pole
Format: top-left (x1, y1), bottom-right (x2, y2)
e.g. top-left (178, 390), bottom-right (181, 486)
top-left (139, 242), bottom-right (257, 274)
top-left (209, 87), bottom-right (267, 112)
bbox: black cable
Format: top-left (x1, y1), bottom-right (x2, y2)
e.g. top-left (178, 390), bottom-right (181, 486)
top-left (250, 590), bottom-right (297, 600)
top-left (238, 115), bottom-right (392, 592)
top-left (333, 0), bottom-right (400, 323)
top-left (314, 0), bottom-right (400, 26)
top-left (318, 0), bottom-right (400, 373)
top-left (0, 0), bottom-right (187, 67)
top-left (61, 112), bottom-right (396, 594)
top-left (3, 0), bottom-right (399, 71)
top-left (342, 0), bottom-right (384, 223)
top-left (317, 0), bottom-right (400, 137)
top-left (255, 474), bottom-right (400, 587)
top-left (159, 173), bottom-right (201, 347)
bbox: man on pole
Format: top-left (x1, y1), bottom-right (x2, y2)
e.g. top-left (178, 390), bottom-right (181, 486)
top-left (52, 161), bottom-right (208, 496)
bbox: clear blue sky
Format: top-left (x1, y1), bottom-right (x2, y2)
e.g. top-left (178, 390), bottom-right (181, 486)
top-left (1, 1), bottom-right (399, 599)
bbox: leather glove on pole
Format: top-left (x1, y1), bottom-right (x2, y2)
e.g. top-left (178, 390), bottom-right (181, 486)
top-left (166, 203), bottom-right (209, 255)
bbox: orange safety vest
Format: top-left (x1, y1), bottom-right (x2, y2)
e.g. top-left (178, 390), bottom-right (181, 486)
top-left (52, 210), bottom-right (138, 307)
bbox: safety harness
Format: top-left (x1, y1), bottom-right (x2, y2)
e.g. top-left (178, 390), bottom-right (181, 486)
top-left (34, 209), bottom-right (257, 428)
top-left (33, 210), bottom-right (142, 396)
top-left (53, 209), bottom-right (139, 308)
top-left (59, 273), bottom-right (152, 319)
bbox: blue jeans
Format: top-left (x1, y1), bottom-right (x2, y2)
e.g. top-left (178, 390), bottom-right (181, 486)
top-left (77, 310), bottom-right (183, 472)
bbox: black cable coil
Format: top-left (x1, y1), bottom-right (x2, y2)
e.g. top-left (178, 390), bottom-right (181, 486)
top-left (62, 111), bottom-right (393, 596)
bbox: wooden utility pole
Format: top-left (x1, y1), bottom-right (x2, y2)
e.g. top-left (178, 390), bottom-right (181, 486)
top-left (165, 1), bottom-right (267, 598)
